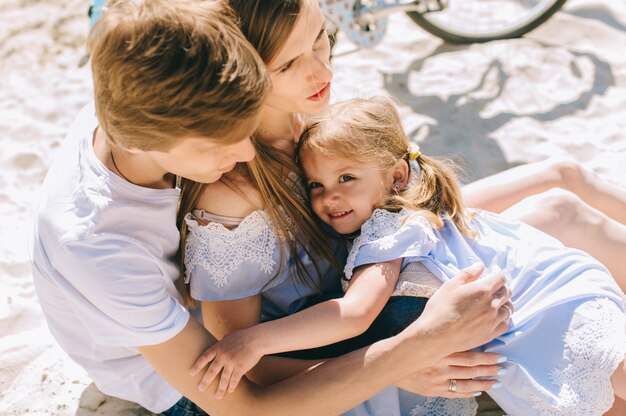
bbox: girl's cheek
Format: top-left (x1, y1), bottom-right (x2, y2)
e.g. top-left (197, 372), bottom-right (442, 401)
top-left (311, 198), bottom-right (323, 217)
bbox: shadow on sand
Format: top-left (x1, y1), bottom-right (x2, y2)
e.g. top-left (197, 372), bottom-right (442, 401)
top-left (381, 40), bottom-right (613, 183)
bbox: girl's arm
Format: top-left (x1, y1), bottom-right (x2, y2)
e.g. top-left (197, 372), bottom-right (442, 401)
top-left (194, 259), bottom-right (402, 397)
top-left (199, 295), bottom-right (325, 394)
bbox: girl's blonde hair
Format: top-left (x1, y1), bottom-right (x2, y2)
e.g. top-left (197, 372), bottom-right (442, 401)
top-left (178, 0), bottom-right (341, 307)
top-left (298, 97), bottom-right (474, 236)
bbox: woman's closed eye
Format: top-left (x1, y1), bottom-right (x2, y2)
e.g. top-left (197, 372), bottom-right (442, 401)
top-left (279, 60), bottom-right (295, 73)
top-left (279, 26), bottom-right (327, 74)
top-left (313, 26), bottom-right (327, 50)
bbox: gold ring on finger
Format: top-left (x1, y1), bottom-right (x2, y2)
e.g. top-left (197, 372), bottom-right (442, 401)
top-left (448, 378), bottom-right (457, 393)
top-left (503, 303), bottom-right (513, 320)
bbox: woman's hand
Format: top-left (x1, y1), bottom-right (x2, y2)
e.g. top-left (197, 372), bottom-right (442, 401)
top-left (403, 263), bottom-right (512, 360)
top-left (189, 329), bottom-right (264, 399)
top-left (396, 351), bottom-right (505, 398)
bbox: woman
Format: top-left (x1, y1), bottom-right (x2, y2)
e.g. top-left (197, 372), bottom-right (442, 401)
top-left (178, 0), bottom-right (626, 414)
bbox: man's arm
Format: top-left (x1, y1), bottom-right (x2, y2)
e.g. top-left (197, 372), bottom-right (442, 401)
top-left (139, 314), bottom-right (413, 415)
top-left (139, 263), bottom-right (511, 416)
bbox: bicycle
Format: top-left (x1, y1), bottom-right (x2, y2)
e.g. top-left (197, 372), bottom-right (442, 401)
top-left (82, 0), bottom-right (568, 64)
top-left (321, 0), bottom-right (568, 48)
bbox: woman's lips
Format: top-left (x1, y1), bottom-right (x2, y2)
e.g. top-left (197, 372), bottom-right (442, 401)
top-left (308, 82), bottom-right (331, 101)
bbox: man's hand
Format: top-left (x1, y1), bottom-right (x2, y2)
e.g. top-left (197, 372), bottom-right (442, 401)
top-left (189, 329), bottom-right (264, 399)
top-left (403, 263), bottom-right (512, 361)
top-left (396, 351), bottom-right (506, 398)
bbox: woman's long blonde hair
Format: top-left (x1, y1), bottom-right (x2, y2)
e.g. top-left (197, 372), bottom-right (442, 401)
top-left (297, 96), bottom-right (475, 236)
top-left (177, 0), bottom-right (341, 307)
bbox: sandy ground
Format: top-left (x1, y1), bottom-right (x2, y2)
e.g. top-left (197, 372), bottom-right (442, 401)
top-left (1, 0), bottom-right (625, 414)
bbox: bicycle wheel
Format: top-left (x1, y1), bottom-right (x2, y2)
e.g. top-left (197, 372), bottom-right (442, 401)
top-left (406, 0), bottom-right (568, 44)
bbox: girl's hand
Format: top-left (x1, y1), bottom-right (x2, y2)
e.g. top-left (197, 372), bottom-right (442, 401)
top-left (189, 330), bottom-right (264, 399)
top-left (396, 351), bottom-right (506, 398)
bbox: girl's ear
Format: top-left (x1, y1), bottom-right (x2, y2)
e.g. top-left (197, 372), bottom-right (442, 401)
top-left (391, 158), bottom-right (410, 191)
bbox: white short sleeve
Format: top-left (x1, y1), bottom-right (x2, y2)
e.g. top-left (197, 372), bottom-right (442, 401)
top-left (51, 235), bottom-right (190, 347)
top-left (344, 209), bottom-right (438, 281)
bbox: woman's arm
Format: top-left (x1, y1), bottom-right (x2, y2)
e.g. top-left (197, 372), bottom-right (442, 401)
top-left (201, 296), bottom-right (262, 340)
top-left (193, 259), bottom-right (402, 396)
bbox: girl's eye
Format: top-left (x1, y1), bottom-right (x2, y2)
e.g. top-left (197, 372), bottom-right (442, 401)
top-left (308, 182), bottom-right (322, 190)
top-left (339, 175), bottom-right (354, 183)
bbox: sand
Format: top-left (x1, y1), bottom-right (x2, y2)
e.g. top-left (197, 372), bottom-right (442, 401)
top-left (1, 0), bottom-right (625, 414)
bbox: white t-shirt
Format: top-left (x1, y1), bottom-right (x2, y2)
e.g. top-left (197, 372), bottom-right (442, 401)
top-left (31, 103), bottom-right (189, 412)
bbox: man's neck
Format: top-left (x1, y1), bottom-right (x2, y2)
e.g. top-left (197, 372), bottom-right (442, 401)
top-left (93, 127), bottom-right (175, 190)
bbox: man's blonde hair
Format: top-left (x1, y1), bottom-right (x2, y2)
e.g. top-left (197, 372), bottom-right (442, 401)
top-left (88, 0), bottom-right (270, 151)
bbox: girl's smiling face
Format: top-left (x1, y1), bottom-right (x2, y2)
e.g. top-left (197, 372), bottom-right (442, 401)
top-left (265, 1), bottom-right (332, 115)
top-left (302, 152), bottom-right (395, 235)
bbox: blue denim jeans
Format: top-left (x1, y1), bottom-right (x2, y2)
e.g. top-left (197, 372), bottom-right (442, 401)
top-left (278, 296), bottom-right (429, 359)
top-left (160, 396), bottom-right (209, 416)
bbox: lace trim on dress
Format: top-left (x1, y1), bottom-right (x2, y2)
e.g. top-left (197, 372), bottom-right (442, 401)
top-left (529, 297), bottom-right (626, 416)
top-left (409, 397), bottom-right (478, 416)
top-left (184, 210), bottom-right (277, 286)
top-left (393, 261), bottom-right (442, 298)
top-left (343, 209), bottom-right (438, 283)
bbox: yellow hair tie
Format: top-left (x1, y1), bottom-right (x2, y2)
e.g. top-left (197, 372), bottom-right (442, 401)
top-left (407, 143), bottom-right (421, 160)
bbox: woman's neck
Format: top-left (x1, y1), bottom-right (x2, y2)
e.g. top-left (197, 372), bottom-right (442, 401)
top-left (257, 106), bottom-right (302, 153)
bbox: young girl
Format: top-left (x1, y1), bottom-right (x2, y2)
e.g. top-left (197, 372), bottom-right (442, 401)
top-left (194, 97), bottom-right (626, 416)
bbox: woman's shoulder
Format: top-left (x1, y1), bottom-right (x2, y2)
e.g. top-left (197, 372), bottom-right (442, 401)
top-left (196, 176), bottom-right (263, 219)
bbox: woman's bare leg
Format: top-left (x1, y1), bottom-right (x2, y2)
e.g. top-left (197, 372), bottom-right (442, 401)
top-left (464, 157), bottom-right (626, 286)
top-left (500, 189), bottom-right (626, 288)
top-left (466, 158), bottom-right (626, 413)
top-left (463, 157), bottom-right (626, 225)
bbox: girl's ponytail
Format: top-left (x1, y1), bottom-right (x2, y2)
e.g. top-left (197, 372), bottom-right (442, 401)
top-left (391, 154), bottom-right (475, 236)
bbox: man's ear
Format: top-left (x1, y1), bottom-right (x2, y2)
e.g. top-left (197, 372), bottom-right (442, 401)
top-left (391, 159), bottom-right (410, 191)
top-left (125, 146), bottom-right (143, 155)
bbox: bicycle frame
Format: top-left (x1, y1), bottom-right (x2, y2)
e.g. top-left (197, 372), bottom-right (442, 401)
top-left (353, 0), bottom-right (445, 30)
top-left (324, 0), bottom-right (568, 47)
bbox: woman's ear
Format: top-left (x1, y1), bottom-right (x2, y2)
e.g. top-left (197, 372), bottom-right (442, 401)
top-left (391, 159), bottom-right (410, 191)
